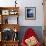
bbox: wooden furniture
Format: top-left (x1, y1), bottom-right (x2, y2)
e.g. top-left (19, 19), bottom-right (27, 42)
top-left (0, 7), bottom-right (19, 24)
top-left (0, 7), bottom-right (19, 46)
top-left (2, 41), bottom-right (19, 46)
top-left (44, 0), bottom-right (46, 26)
top-left (43, 0), bottom-right (46, 46)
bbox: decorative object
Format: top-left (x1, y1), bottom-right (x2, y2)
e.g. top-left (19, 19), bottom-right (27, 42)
top-left (9, 10), bottom-right (18, 15)
top-left (14, 28), bottom-right (17, 32)
top-left (15, 0), bottom-right (17, 7)
top-left (2, 10), bottom-right (9, 15)
top-left (25, 7), bottom-right (36, 20)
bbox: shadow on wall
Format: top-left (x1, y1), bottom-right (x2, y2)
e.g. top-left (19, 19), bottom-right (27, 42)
top-left (18, 26), bottom-right (44, 44)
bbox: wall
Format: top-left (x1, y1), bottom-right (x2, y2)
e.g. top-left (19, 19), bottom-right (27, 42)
top-left (18, 0), bottom-right (44, 26)
top-left (0, 0), bottom-right (44, 26)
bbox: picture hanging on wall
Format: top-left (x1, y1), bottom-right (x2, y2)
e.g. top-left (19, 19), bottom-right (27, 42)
top-left (25, 7), bottom-right (36, 20)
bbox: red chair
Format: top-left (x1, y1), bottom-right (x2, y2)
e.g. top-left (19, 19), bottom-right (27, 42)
top-left (21, 28), bottom-right (41, 46)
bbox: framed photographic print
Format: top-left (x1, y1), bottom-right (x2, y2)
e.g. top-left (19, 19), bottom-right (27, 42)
top-left (25, 7), bottom-right (36, 20)
top-left (2, 10), bottom-right (9, 15)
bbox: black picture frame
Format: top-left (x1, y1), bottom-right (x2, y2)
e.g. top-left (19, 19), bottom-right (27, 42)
top-left (25, 7), bottom-right (36, 20)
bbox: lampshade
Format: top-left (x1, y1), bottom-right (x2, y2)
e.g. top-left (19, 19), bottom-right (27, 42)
top-left (13, 28), bottom-right (17, 32)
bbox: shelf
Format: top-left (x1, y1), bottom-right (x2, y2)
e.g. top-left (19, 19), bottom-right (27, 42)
top-left (0, 7), bottom-right (19, 46)
top-left (0, 7), bottom-right (19, 16)
top-left (2, 40), bottom-right (19, 43)
top-left (0, 7), bottom-right (19, 9)
top-left (0, 24), bottom-right (19, 32)
top-left (0, 7), bottom-right (19, 24)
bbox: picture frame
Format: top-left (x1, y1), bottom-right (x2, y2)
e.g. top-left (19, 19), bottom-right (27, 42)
top-left (2, 10), bottom-right (9, 15)
top-left (25, 7), bottom-right (36, 20)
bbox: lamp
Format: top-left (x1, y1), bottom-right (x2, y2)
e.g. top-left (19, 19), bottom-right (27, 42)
top-left (14, 28), bottom-right (17, 32)
top-left (13, 28), bottom-right (18, 41)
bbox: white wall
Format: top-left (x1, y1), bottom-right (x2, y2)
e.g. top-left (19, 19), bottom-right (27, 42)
top-left (18, 0), bottom-right (44, 26)
top-left (0, 0), bottom-right (44, 26)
